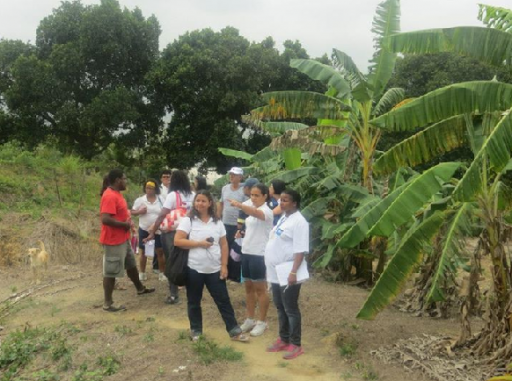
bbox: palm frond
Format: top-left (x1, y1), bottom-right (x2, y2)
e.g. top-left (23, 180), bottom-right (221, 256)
top-left (331, 49), bottom-right (371, 101)
top-left (372, 81), bottom-right (512, 131)
top-left (374, 115), bottom-right (467, 175)
top-left (290, 59), bottom-right (351, 99)
top-left (479, 4), bottom-right (512, 33)
top-left (385, 26), bottom-right (512, 68)
top-left (357, 211), bottom-right (445, 320)
top-left (367, 0), bottom-right (401, 99)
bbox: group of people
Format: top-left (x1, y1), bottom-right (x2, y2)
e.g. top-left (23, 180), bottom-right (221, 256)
top-left (99, 166), bottom-right (309, 360)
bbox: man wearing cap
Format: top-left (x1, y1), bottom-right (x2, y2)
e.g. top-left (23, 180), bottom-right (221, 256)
top-left (218, 167), bottom-right (246, 282)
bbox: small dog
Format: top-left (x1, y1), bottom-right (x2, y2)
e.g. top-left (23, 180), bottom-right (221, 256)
top-left (27, 240), bottom-right (49, 283)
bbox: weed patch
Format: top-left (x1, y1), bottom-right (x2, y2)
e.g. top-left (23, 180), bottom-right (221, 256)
top-left (191, 337), bottom-right (243, 365)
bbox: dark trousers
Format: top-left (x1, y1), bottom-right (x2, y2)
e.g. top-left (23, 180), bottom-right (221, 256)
top-left (186, 267), bottom-right (241, 337)
top-left (161, 231), bottom-right (179, 298)
top-left (271, 283), bottom-right (302, 346)
top-left (225, 224), bottom-right (241, 282)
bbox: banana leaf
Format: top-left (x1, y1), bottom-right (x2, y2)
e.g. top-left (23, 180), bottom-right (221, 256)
top-left (290, 59), bottom-right (351, 99)
top-left (374, 115), bottom-right (467, 175)
top-left (267, 167), bottom-right (315, 183)
top-left (367, 0), bottom-right (400, 99)
top-left (373, 88), bottom-right (405, 116)
top-left (302, 196), bottom-right (334, 220)
top-left (283, 148), bottom-right (301, 170)
top-left (357, 211), bottom-right (445, 320)
top-left (453, 108), bottom-right (512, 202)
top-left (385, 26), bottom-right (512, 68)
top-left (218, 148), bottom-right (253, 161)
top-left (478, 4), bottom-right (512, 33)
top-left (369, 162), bottom-right (460, 237)
top-left (371, 81), bottom-right (512, 132)
top-left (427, 203), bottom-right (472, 303)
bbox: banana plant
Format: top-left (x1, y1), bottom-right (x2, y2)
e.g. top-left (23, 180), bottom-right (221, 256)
top-left (248, 0), bottom-right (404, 193)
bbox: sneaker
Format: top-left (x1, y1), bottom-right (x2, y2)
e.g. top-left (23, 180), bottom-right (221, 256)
top-left (165, 296), bottom-right (180, 305)
top-left (266, 338), bottom-right (292, 352)
top-left (283, 344), bottom-right (304, 360)
top-left (190, 332), bottom-right (202, 342)
top-left (152, 269), bottom-right (160, 274)
top-left (231, 333), bottom-right (250, 342)
top-left (240, 318), bottom-right (256, 333)
top-left (139, 272), bottom-right (147, 281)
top-left (250, 321), bottom-right (268, 337)
top-left (158, 273), bottom-right (167, 282)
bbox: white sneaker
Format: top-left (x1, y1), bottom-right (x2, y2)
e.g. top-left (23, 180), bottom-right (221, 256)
top-left (250, 321), bottom-right (268, 337)
top-left (240, 318), bottom-right (256, 333)
top-left (139, 272), bottom-right (147, 281)
top-left (158, 273), bottom-right (167, 282)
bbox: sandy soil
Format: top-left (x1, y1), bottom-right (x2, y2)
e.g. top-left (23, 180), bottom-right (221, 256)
top-left (0, 261), bottom-right (464, 381)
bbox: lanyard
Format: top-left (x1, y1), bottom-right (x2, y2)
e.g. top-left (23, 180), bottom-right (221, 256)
top-left (275, 215), bottom-right (288, 231)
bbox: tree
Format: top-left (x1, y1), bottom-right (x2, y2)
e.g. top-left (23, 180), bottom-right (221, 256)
top-left (0, 0), bottom-right (161, 159)
top-left (148, 28), bottom-right (326, 172)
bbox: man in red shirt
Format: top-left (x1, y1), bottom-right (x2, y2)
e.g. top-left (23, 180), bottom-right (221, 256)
top-left (100, 169), bottom-right (155, 312)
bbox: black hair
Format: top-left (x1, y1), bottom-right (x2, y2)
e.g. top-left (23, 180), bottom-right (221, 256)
top-left (100, 175), bottom-right (109, 196)
top-left (169, 170), bottom-right (192, 195)
top-left (282, 189), bottom-right (301, 209)
top-left (161, 169), bottom-right (172, 176)
top-left (189, 190), bottom-right (219, 222)
top-left (252, 183), bottom-right (269, 199)
top-left (270, 179), bottom-right (286, 195)
top-left (142, 178), bottom-right (161, 194)
top-left (195, 176), bottom-right (208, 191)
top-left (107, 168), bottom-right (124, 186)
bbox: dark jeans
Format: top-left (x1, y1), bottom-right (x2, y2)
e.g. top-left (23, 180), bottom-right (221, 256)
top-left (161, 231), bottom-right (179, 298)
top-left (225, 224), bottom-right (241, 282)
top-left (186, 267), bottom-right (242, 337)
top-left (271, 282), bottom-right (302, 346)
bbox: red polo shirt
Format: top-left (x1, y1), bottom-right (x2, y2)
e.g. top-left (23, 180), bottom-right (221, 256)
top-left (99, 187), bottom-right (130, 245)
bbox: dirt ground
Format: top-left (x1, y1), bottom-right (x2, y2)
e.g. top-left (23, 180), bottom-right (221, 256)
top-left (0, 257), bottom-right (467, 381)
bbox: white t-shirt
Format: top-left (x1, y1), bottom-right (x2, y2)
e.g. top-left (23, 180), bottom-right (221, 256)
top-left (242, 201), bottom-right (274, 256)
top-left (160, 184), bottom-right (169, 199)
top-left (264, 212), bottom-right (309, 284)
top-left (177, 216), bottom-right (227, 274)
top-left (132, 195), bottom-right (165, 232)
top-left (163, 191), bottom-right (195, 212)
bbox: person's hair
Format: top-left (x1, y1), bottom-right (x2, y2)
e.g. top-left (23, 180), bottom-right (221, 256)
top-left (195, 176), bottom-right (208, 191)
top-left (252, 183), bottom-right (269, 199)
top-left (270, 179), bottom-right (286, 195)
top-left (107, 168), bottom-right (124, 186)
top-left (189, 190), bottom-right (219, 222)
top-left (169, 170), bottom-right (192, 195)
top-left (100, 175), bottom-right (109, 196)
top-left (142, 178), bottom-right (161, 194)
top-left (282, 189), bottom-right (301, 209)
top-left (161, 169), bottom-right (172, 177)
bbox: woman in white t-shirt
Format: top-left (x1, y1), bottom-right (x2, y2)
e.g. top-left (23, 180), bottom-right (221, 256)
top-left (174, 190), bottom-right (249, 342)
top-left (147, 170), bottom-right (194, 305)
top-left (131, 180), bottom-right (165, 281)
top-left (229, 183), bottom-right (273, 337)
top-left (264, 189), bottom-right (309, 360)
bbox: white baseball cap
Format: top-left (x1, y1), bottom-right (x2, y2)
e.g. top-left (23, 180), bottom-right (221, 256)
top-left (229, 167), bottom-right (244, 176)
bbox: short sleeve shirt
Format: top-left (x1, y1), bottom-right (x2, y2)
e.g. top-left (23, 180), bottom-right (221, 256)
top-left (242, 202), bottom-right (274, 256)
top-left (99, 187), bottom-right (130, 245)
top-left (264, 212), bottom-right (309, 284)
top-left (177, 217), bottom-right (227, 274)
top-left (163, 191), bottom-right (195, 212)
top-left (221, 184), bottom-right (246, 226)
top-left (132, 195), bottom-right (164, 232)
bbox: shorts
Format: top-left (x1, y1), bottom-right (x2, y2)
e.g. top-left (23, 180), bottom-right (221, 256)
top-left (103, 240), bottom-right (137, 278)
top-left (138, 228), bottom-right (162, 249)
top-left (241, 253), bottom-right (266, 282)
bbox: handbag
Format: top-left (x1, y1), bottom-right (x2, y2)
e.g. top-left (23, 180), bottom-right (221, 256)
top-left (165, 217), bottom-right (191, 287)
top-left (160, 192), bottom-right (188, 232)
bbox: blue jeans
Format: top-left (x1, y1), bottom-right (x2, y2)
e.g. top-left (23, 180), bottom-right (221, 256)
top-left (161, 231), bottom-right (179, 298)
top-left (186, 267), bottom-right (242, 337)
top-left (271, 282), bottom-right (302, 346)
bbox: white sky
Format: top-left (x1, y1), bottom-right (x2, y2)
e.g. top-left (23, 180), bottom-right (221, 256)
top-left (0, 0), bottom-right (510, 71)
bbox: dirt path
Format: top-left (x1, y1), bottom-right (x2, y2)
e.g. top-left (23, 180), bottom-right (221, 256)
top-left (0, 264), bottom-right (462, 381)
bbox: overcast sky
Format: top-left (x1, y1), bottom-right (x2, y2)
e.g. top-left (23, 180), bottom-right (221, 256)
top-left (0, 0), bottom-right (510, 71)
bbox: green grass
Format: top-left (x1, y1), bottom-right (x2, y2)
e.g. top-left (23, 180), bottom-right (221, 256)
top-left (191, 337), bottom-right (243, 365)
